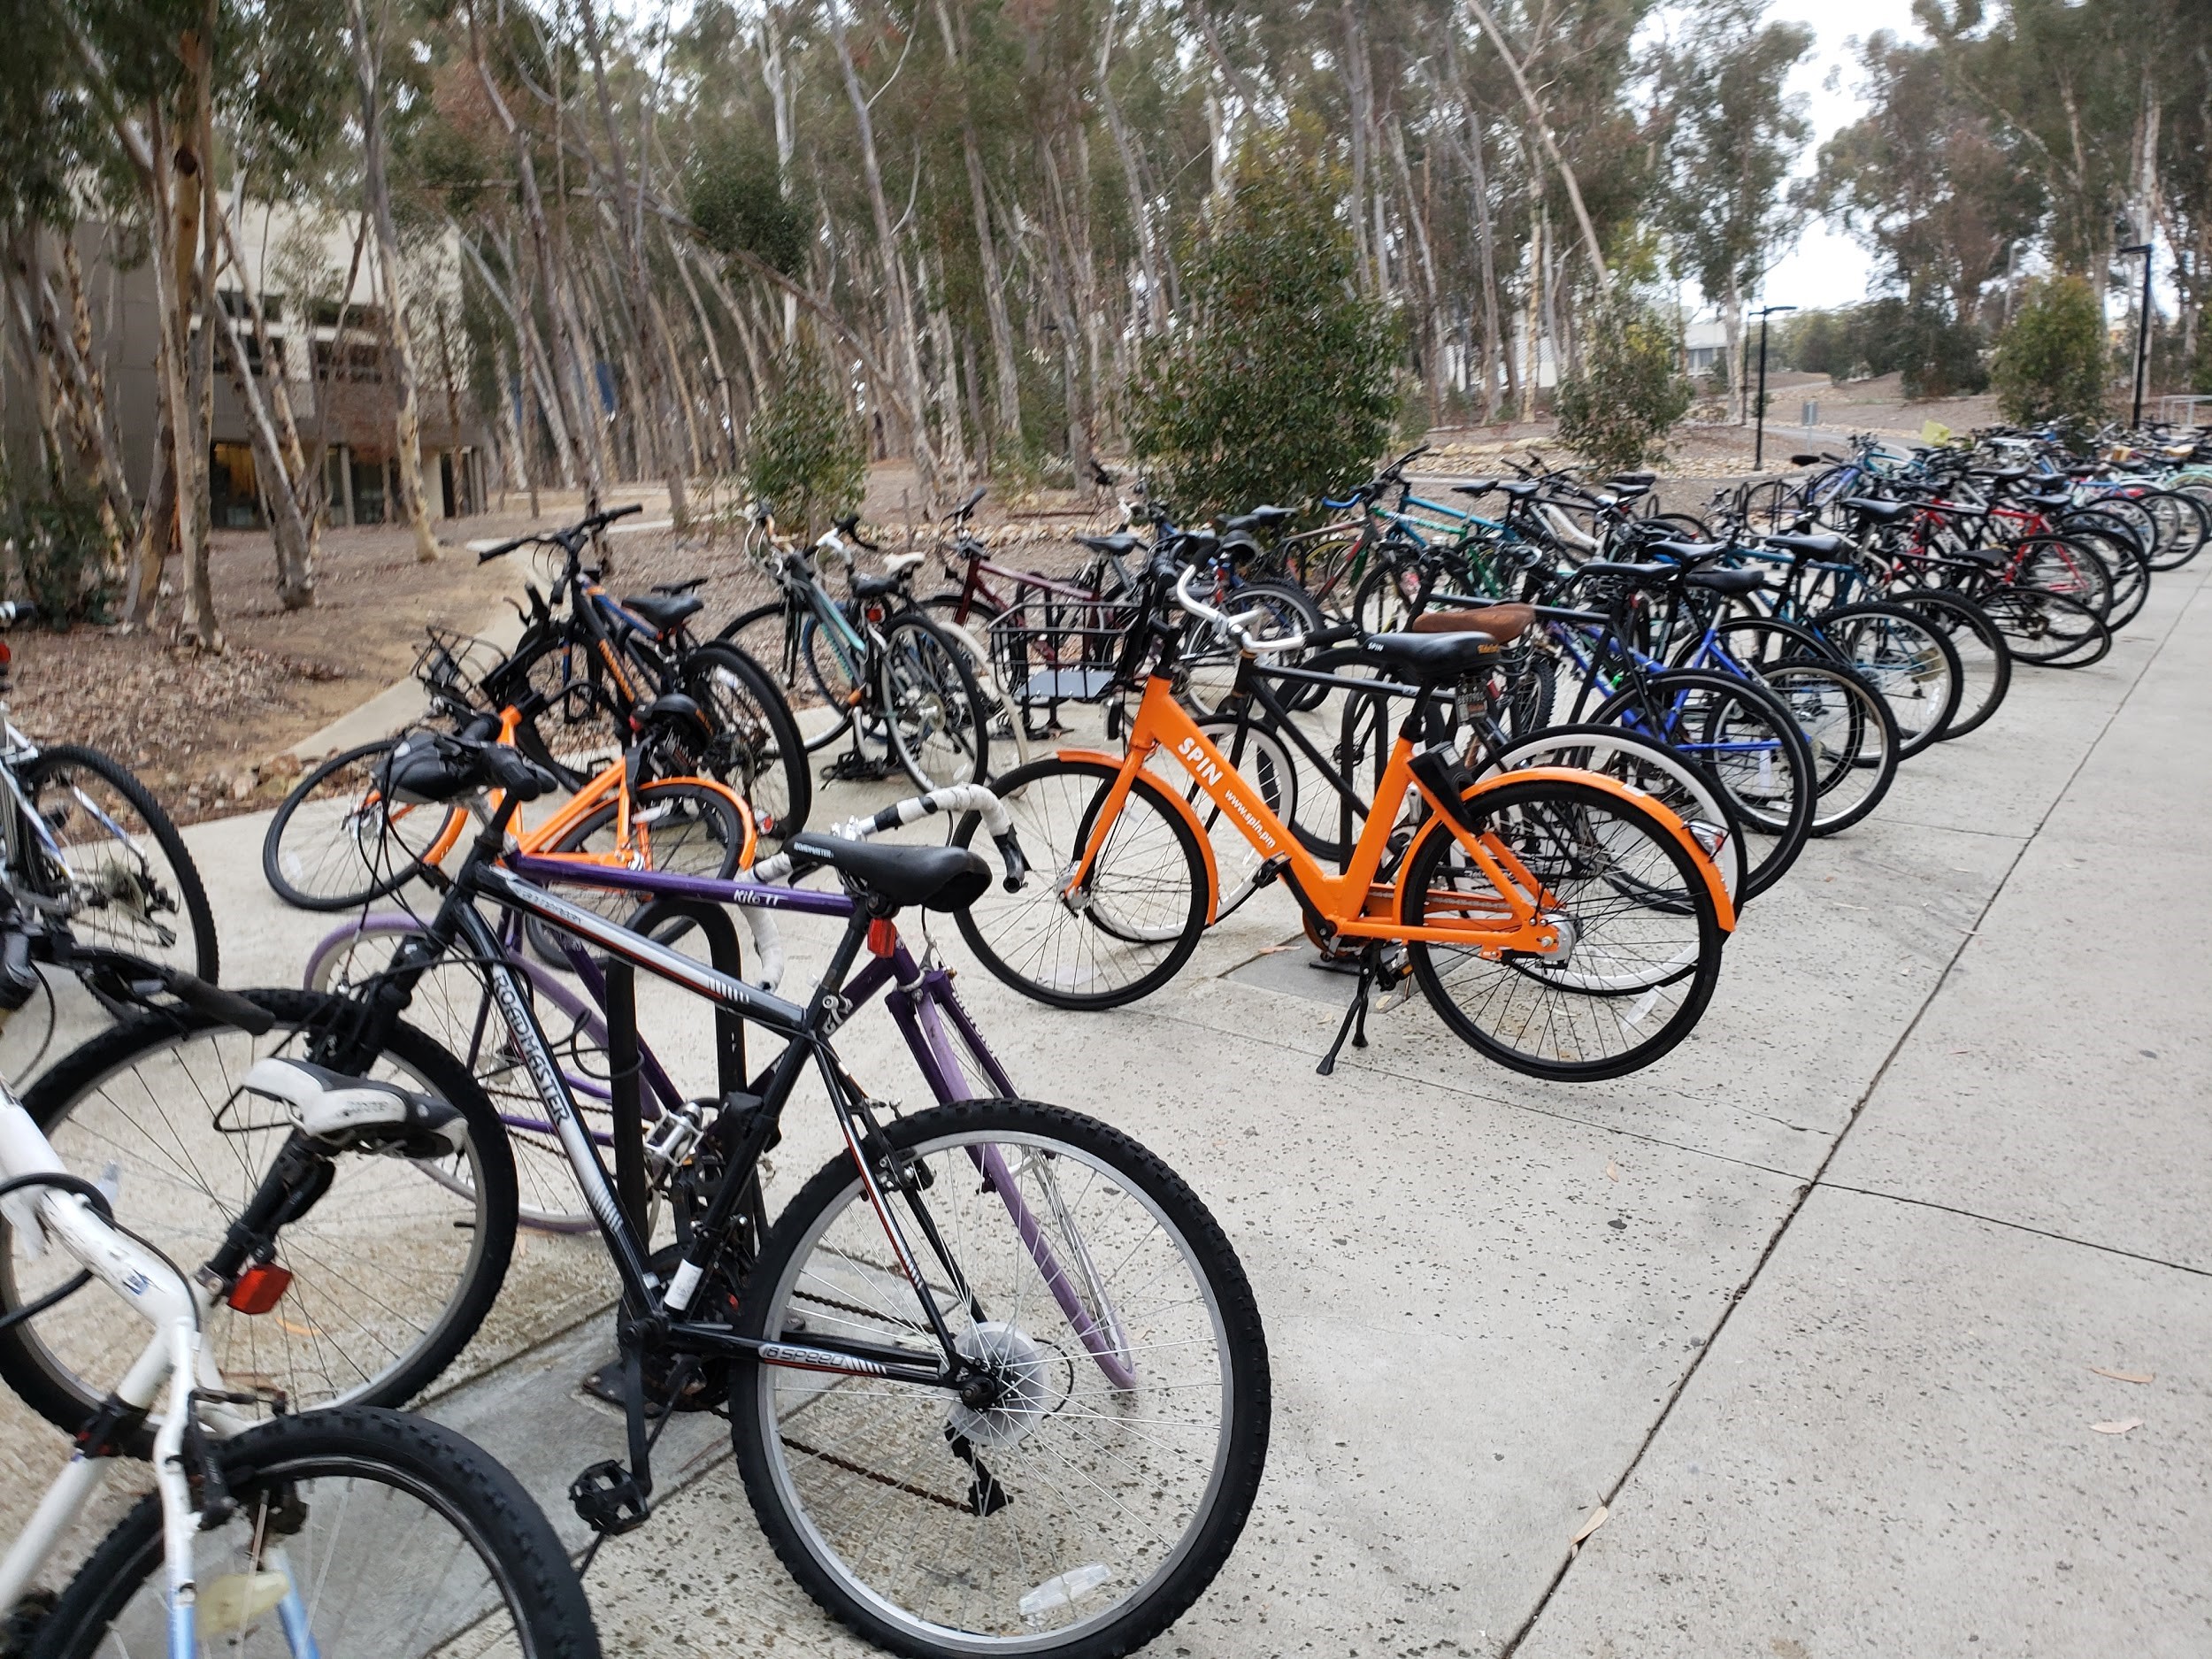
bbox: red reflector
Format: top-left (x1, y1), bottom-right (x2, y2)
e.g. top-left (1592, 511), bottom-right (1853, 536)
top-left (866, 918), bottom-right (897, 958)
top-left (0, 641), bottom-right (12, 666)
top-left (227, 1264), bottom-right (293, 1315)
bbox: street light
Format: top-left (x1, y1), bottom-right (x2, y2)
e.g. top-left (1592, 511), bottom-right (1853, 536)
top-left (1752, 303), bottom-right (1798, 471)
top-left (2117, 240), bottom-right (2154, 429)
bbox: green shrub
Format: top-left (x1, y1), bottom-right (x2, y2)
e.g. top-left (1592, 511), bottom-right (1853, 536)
top-left (1555, 295), bottom-right (1692, 472)
top-left (1130, 141), bottom-right (1402, 518)
top-left (1991, 275), bottom-right (2108, 428)
top-left (745, 354), bottom-right (865, 540)
top-left (1785, 300), bottom-right (1985, 397)
top-left (0, 465), bottom-right (116, 625)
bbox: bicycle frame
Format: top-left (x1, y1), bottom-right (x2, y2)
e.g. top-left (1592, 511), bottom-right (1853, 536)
top-left (1061, 668), bottom-right (1732, 943)
top-left (326, 828), bottom-right (1135, 1394)
top-left (0, 1081), bottom-right (265, 1659)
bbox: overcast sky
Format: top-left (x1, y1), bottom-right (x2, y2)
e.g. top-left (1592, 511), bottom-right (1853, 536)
top-left (1751, 0), bottom-right (1932, 314)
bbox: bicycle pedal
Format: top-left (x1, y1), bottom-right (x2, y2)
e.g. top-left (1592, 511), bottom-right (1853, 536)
top-left (568, 1459), bottom-right (652, 1535)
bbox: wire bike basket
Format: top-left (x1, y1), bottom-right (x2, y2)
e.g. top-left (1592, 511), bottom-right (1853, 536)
top-left (984, 580), bottom-right (1134, 727)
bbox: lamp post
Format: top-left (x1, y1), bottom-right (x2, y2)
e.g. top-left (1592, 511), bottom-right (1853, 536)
top-left (2117, 241), bottom-right (2154, 429)
top-left (1752, 303), bottom-right (1797, 471)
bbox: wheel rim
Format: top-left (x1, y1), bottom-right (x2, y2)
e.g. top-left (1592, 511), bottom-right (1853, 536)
top-left (749, 1125), bottom-right (1235, 1650)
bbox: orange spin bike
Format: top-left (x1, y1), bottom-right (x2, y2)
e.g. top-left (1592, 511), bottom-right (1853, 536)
top-left (956, 552), bottom-right (1733, 1081)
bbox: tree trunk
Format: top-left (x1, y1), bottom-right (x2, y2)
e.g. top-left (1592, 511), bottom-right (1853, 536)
top-left (348, 0), bottom-right (442, 563)
top-left (214, 196), bottom-right (316, 604)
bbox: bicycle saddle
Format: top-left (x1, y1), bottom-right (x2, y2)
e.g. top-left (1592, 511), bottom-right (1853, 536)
top-left (1839, 496), bottom-right (1914, 523)
top-left (621, 592), bottom-right (703, 632)
top-left (788, 833), bottom-right (992, 912)
top-left (1578, 559), bottom-right (1678, 586)
top-left (242, 1058), bottom-right (468, 1157)
top-left (1763, 531), bottom-right (1847, 557)
top-left (1079, 533), bottom-right (1142, 556)
top-left (1647, 538), bottom-right (1727, 562)
top-left (1219, 505), bottom-right (1294, 533)
top-left (1684, 566), bottom-right (1765, 595)
top-left (1406, 603), bottom-right (1535, 643)
top-left (851, 571), bottom-right (909, 600)
top-left (1497, 480), bottom-right (1540, 500)
top-left (1450, 478), bottom-right (1500, 498)
top-left (1359, 629), bottom-right (1502, 682)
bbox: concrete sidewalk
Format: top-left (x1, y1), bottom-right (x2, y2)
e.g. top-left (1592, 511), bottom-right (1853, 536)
top-left (4, 554), bottom-right (2204, 1657)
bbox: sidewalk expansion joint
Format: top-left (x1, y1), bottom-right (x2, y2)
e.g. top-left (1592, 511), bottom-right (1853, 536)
top-left (1807, 1180), bottom-right (2211, 1279)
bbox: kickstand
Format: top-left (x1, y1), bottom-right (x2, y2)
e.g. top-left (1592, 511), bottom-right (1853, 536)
top-left (1317, 950), bottom-right (1378, 1077)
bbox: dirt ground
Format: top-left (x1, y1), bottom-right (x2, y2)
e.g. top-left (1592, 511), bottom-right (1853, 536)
top-left (8, 370), bottom-right (1986, 825)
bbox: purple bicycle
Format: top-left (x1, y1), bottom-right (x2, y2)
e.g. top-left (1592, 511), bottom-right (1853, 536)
top-left (221, 736), bottom-right (1269, 1658)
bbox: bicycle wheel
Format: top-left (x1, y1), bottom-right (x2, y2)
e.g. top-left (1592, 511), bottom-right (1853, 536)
top-left (725, 601), bottom-right (858, 755)
top-left (1889, 589), bottom-right (2011, 740)
top-left (880, 613), bottom-right (992, 788)
top-left (2139, 488), bottom-right (2208, 570)
top-left (2061, 524), bottom-right (2151, 630)
top-left (262, 738), bottom-right (464, 910)
top-left (1479, 723), bottom-right (1750, 912)
top-left (954, 756), bottom-right (1210, 1010)
top-left (681, 640), bottom-right (812, 843)
top-left (0, 988), bottom-right (515, 1448)
top-left (306, 920), bottom-right (600, 1233)
top-left (1591, 668), bottom-right (1815, 902)
top-left (731, 1097), bottom-right (1269, 1659)
top-left (1814, 602), bottom-right (1962, 758)
top-left (525, 778), bottom-right (749, 967)
top-left (29, 1407), bottom-right (598, 1659)
top-left (15, 744), bottom-right (218, 982)
top-left (1756, 660), bottom-right (1899, 834)
top-left (1978, 585), bottom-right (2111, 668)
top-left (2012, 535), bottom-right (2113, 618)
top-left (1402, 775), bottom-right (1726, 1080)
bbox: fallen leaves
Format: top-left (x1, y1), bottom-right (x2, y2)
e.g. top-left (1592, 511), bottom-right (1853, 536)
top-left (2089, 1366), bottom-right (2154, 1385)
top-left (1604, 1160), bottom-right (1621, 1183)
top-left (2090, 1418), bottom-right (2143, 1436)
top-left (1569, 1504), bottom-right (1609, 1548)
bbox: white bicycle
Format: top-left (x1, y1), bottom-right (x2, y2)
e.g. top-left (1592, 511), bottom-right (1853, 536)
top-left (0, 952), bottom-right (597, 1659)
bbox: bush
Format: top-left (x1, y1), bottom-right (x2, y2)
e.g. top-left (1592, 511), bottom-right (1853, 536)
top-left (745, 354), bottom-right (865, 540)
top-left (1784, 300), bottom-right (1985, 397)
top-left (0, 465), bottom-right (116, 625)
top-left (1130, 141), bottom-right (1402, 518)
top-left (1991, 275), bottom-right (2108, 428)
top-left (1555, 295), bottom-right (1692, 472)
top-left (686, 127), bottom-right (807, 278)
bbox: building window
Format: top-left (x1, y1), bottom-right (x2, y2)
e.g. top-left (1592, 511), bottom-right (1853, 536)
top-left (210, 442), bottom-right (261, 529)
top-left (349, 454), bottom-right (388, 525)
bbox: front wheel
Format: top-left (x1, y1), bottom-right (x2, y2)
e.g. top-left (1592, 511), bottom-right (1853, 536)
top-left (30, 1407), bottom-right (599, 1659)
top-left (262, 737), bottom-right (463, 910)
top-left (17, 743), bottom-right (219, 980)
top-left (731, 1098), bottom-right (1269, 1659)
top-left (880, 612), bottom-right (993, 788)
top-left (681, 640), bottom-right (812, 843)
top-left (1402, 775), bottom-right (1727, 1081)
top-left (954, 756), bottom-right (1210, 1010)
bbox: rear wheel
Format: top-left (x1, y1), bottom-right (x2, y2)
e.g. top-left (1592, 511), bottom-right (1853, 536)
top-left (731, 1097), bottom-right (1269, 1659)
top-left (954, 756), bottom-right (1210, 1010)
top-left (2139, 488), bottom-right (2208, 570)
top-left (1402, 775), bottom-right (1726, 1081)
top-left (880, 613), bottom-right (993, 787)
top-left (0, 988), bottom-right (515, 1446)
top-left (17, 744), bottom-right (218, 981)
top-left (31, 1407), bottom-right (599, 1659)
top-left (1978, 586), bottom-right (2111, 668)
top-left (1814, 602), bottom-right (1963, 757)
top-left (1890, 589), bottom-right (2011, 739)
top-left (525, 777), bottom-right (749, 965)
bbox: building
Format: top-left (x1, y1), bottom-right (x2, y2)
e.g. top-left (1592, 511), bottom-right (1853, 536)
top-left (4, 193), bottom-right (488, 530)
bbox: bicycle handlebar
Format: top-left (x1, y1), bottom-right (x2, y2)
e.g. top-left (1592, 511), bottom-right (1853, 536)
top-left (0, 602), bottom-right (38, 628)
top-left (476, 502), bottom-right (645, 563)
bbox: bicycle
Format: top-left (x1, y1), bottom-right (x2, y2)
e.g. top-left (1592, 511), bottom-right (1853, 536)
top-left (8, 734), bottom-right (1271, 1658)
top-left (721, 512), bottom-right (995, 791)
top-left (0, 936), bottom-right (596, 1659)
top-left (472, 503), bottom-right (810, 841)
top-left (956, 554), bottom-right (1734, 1082)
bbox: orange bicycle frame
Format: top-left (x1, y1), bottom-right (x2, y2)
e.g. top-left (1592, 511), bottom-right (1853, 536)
top-left (1063, 672), bottom-right (1732, 952)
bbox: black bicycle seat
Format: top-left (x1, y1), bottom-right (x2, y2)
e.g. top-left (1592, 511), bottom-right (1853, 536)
top-left (1648, 539), bottom-right (1727, 562)
top-left (1840, 496), bottom-right (1913, 523)
top-left (788, 834), bottom-right (992, 913)
top-left (1764, 531), bottom-right (1847, 557)
top-left (1451, 478), bottom-right (1501, 498)
top-left (1219, 505), bottom-right (1294, 533)
top-left (851, 571), bottom-right (908, 601)
top-left (1497, 480), bottom-right (1540, 500)
top-left (1078, 533), bottom-right (1142, 557)
top-left (1360, 629), bottom-right (1501, 683)
top-left (621, 592), bottom-right (703, 632)
top-left (1578, 559), bottom-right (1678, 586)
top-left (1684, 566), bottom-right (1766, 595)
